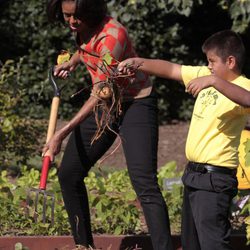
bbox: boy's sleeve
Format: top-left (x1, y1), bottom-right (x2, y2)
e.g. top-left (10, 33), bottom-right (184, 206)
top-left (181, 65), bottom-right (211, 86)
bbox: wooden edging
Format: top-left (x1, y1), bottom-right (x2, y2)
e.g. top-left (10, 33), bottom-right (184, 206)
top-left (0, 235), bottom-right (180, 250)
top-left (0, 234), bottom-right (248, 250)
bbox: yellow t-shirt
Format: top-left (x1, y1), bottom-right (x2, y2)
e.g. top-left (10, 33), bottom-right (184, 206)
top-left (237, 129), bottom-right (250, 189)
top-left (181, 65), bottom-right (250, 168)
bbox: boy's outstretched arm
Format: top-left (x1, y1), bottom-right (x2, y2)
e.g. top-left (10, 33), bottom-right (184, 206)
top-left (118, 57), bottom-right (183, 82)
top-left (187, 75), bottom-right (250, 107)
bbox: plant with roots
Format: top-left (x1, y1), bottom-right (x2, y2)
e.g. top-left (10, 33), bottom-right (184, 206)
top-left (69, 51), bottom-right (141, 165)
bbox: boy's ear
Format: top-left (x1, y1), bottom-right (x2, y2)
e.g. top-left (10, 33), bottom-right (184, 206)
top-left (227, 55), bottom-right (236, 69)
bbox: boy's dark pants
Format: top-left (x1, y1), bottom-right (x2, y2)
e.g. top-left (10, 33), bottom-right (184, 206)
top-left (58, 94), bottom-right (173, 250)
top-left (181, 162), bottom-right (238, 250)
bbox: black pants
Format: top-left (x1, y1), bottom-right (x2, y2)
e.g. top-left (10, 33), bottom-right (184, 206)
top-left (181, 163), bottom-right (238, 250)
top-left (58, 94), bottom-right (173, 250)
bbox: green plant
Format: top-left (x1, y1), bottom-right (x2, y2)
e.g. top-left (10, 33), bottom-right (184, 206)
top-left (0, 166), bottom-right (70, 236)
top-left (14, 242), bottom-right (30, 250)
top-left (0, 59), bottom-right (47, 168)
top-left (0, 166), bottom-right (141, 236)
top-left (86, 170), bottom-right (142, 235)
top-left (0, 162), bottom-right (184, 236)
top-left (242, 199), bottom-right (250, 244)
top-left (218, 0), bottom-right (250, 33)
top-left (230, 190), bottom-right (250, 245)
top-left (246, 214), bottom-right (250, 244)
top-left (158, 161), bottom-right (183, 233)
top-left (0, 160), bottom-right (247, 240)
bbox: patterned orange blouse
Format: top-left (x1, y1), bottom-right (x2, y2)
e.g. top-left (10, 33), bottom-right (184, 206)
top-left (76, 16), bottom-right (152, 101)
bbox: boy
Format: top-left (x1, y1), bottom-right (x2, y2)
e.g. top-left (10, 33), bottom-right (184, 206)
top-left (118, 30), bottom-right (250, 250)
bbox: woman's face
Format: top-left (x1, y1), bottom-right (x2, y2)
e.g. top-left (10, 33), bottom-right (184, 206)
top-left (61, 1), bottom-right (87, 32)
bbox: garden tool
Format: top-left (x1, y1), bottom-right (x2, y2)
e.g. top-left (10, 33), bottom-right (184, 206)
top-left (26, 67), bottom-right (60, 225)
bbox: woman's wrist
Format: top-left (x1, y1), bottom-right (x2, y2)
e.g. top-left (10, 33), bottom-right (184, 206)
top-left (68, 52), bottom-right (80, 68)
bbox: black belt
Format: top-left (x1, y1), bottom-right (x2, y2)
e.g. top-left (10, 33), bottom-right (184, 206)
top-left (187, 162), bottom-right (237, 175)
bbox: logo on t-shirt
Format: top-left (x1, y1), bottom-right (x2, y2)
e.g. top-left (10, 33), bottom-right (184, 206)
top-left (194, 89), bottom-right (218, 119)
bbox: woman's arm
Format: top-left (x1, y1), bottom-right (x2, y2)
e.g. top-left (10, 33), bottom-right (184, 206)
top-left (42, 95), bottom-right (98, 160)
top-left (186, 75), bottom-right (250, 107)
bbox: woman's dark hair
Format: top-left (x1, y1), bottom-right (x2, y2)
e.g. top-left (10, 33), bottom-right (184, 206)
top-left (47, 0), bottom-right (107, 27)
top-left (202, 30), bottom-right (246, 72)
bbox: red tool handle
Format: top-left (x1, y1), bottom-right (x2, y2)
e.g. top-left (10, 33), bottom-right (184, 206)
top-left (39, 96), bottom-right (60, 190)
top-left (39, 155), bottom-right (51, 190)
top-left (38, 68), bottom-right (60, 190)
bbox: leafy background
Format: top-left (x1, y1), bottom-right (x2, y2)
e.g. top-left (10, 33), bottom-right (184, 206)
top-left (2, 0), bottom-right (250, 167)
top-left (1, 0), bottom-right (250, 122)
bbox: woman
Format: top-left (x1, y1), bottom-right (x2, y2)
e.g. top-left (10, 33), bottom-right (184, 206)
top-left (45, 1), bottom-right (173, 249)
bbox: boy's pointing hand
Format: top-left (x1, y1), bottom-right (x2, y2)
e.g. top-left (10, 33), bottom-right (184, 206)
top-left (186, 75), bottom-right (216, 97)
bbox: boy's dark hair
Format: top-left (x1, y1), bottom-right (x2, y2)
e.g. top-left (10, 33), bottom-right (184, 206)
top-left (47, 0), bottom-right (107, 28)
top-left (202, 30), bottom-right (245, 72)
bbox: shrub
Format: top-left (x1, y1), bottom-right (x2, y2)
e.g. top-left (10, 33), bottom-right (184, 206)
top-left (0, 60), bottom-right (47, 168)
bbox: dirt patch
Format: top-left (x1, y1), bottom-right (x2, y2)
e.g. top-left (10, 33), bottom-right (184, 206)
top-left (97, 121), bottom-right (189, 171)
top-left (59, 121), bottom-right (189, 171)
top-left (158, 122), bottom-right (189, 170)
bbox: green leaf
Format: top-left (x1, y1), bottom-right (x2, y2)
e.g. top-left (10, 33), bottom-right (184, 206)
top-left (15, 242), bottom-right (23, 250)
top-left (114, 225), bottom-right (123, 235)
top-left (124, 191), bottom-right (137, 201)
top-left (102, 53), bottom-right (113, 65)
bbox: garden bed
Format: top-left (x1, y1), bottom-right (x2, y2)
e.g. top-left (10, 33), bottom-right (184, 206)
top-left (0, 234), bottom-right (248, 250)
top-left (0, 235), bottom-right (180, 250)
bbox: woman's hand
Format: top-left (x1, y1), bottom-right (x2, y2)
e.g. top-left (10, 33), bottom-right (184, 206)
top-left (186, 75), bottom-right (216, 97)
top-left (54, 51), bottom-right (81, 78)
top-left (42, 131), bottom-right (64, 162)
top-left (54, 61), bottom-right (73, 79)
